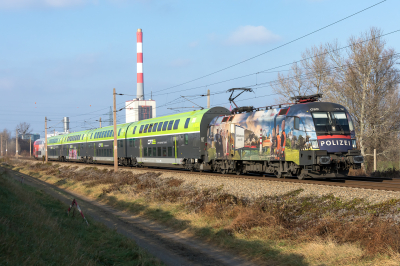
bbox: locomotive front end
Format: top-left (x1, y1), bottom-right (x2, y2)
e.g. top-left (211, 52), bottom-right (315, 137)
top-left (288, 102), bottom-right (364, 178)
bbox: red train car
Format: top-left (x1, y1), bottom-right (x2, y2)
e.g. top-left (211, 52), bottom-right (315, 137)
top-left (33, 139), bottom-right (45, 159)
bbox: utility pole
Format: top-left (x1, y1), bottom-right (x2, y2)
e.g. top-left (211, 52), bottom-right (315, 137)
top-left (99, 117), bottom-right (102, 128)
top-left (374, 148), bottom-right (376, 172)
top-left (113, 88), bottom-right (118, 172)
top-left (207, 89), bottom-right (210, 108)
top-left (15, 130), bottom-right (18, 158)
top-left (30, 137), bottom-right (31, 157)
top-left (45, 117), bottom-right (48, 162)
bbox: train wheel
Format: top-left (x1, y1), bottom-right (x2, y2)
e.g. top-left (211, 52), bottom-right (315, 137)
top-left (275, 170), bottom-right (282, 178)
top-left (297, 170), bottom-right (307, 180)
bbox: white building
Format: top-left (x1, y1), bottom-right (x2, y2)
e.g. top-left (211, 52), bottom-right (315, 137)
top-left (125, 99), bottom-right (156, 123)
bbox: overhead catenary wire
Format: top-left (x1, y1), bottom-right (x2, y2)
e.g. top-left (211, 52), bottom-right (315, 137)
top-left (151, 29), bottom-right (400, 98)
top-left (151, 0), bottom-right (387, 94)
top-left (158, 51), bottom-right (400, 110)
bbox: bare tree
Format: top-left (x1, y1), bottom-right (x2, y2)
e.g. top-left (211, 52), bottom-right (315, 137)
top-left (0, 129), bottom-right (11, 142)
top-left (271, 62), bottom-right (312, 103)
top-left (272, 27), bottom-right (400, 171)
top-left (15, 122), bottom-right (33, 135)
top-left (271, 44), bottom-right (331, 103)
top-left (327, 27), bottom-right (400, 170)
top-left (301, 43), bottom-right (331, 95)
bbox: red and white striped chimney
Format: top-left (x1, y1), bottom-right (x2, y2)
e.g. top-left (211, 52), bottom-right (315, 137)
top-left (137, 28), bottom-right (144, 100)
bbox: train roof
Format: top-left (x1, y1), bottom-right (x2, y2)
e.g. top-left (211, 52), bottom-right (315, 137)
top-left (46, 107), bottom-right (230, 144)
top-left (286, 102), bottom-right (348, 115)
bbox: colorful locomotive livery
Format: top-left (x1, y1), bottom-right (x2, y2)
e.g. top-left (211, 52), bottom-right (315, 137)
top-left (38, 95), bottom-right (364, 179)
top-left (208, 102), bottom-right (357, 165)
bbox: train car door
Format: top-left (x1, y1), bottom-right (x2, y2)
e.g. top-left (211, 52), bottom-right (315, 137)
top-left (139, 139), bottom-right (143, 158)
top-left (174, 136), bottom-right (178, 163)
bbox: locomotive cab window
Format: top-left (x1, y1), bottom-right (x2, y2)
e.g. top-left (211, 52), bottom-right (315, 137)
top-left (312, 112), bottom-right (350, 132)
top-left (222, 116), bottom-right (229, 123)
top-left (228, 116), bottom-right (234, 122)
top-left (118, 128), bottom-right (122, 136)
top-left (173, 119), bottom-right (180, 130)
top-left (184, 118), bottom-right (190, 128)
top-left (133, 126), bottom-right (137, 134)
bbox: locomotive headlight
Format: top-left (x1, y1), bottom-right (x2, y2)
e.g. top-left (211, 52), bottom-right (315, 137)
top-left (353, 156), bottom-right (364, 163)
top-left (352, 139), bottom-right (357, 148)
top-left (320, 156), bottom-right (330, 164)
top-left (311, 140), bottom-right (319, 149)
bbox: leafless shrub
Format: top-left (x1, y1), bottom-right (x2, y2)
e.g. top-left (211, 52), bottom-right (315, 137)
top-left (370, 168), bottom-right (400, 178)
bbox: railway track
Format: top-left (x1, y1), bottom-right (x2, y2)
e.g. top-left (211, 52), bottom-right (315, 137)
top-left (12, 157), bottom-right (400, 192)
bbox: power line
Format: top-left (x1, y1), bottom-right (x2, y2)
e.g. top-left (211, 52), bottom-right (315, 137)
top-left (152, 0), bottom-right (387, 94)
top-left (151, 29), bottom-right (400, 98)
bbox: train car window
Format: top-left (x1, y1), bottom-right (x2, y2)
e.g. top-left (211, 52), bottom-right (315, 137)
top-left (144, 124), bottom-right (149, 133)
top-left (153, 147), bottom-right (156, 157)
top-left (133, 126), bottom-right (137, 134)
top-left (168, 147), bottom-right (172, 157)
top-left (148, 124), bottom-right (153, 132)
top-left (144, 147), bottom-right (147, 157)
top-left (139, 125), bottom-right (144, 133)
top-left (153, 123), bottom-right (158, 132)
top-left (118, 128), bottom-right (121, 136)
top-left (184, 134), bottom-right (189, 145)
top-left (162, 121), bottom-right (168, 131)
top-left (173, 119), bottom-right (180, 130)
top-left (228, 116), bottom-right (234, 122)
top-left (148, 147), bottom-right (152, 157)
top-left (184, 118), bottom-right (190, 128)
top-left (157, 122), bottom-right (163, 131)
top-left (294, 117), bottom-right (300, 130)
top-left (163, 147), bottom-right (167, 157)
top-left (167, 120), bottom-right (174, 130)
top-left (222, 117), bottom-right (229, 123)
top-left (157, 147), bottom-right (161, 156)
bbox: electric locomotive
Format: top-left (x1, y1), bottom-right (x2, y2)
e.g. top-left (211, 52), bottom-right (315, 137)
top-left (206, 94), bottom-right (364, 179)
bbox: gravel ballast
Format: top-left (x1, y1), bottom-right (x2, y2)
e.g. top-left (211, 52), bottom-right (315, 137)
top-left (16, 159), bottom-right (400, 204)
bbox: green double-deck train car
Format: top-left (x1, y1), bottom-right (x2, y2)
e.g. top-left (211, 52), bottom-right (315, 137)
top-left (45, 107), bottom-right (229, 169)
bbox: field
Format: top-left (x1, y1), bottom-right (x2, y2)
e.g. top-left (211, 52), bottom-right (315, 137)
top-left (0, 165), bottom-right (163, 266)
top-left (3, 159), bottom-right (400, 265)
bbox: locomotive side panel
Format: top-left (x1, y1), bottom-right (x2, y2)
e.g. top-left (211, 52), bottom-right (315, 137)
top-left (207, 108), bottom-right (287, 162)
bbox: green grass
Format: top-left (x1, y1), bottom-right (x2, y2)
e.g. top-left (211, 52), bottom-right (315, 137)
top-left (0, 169), bottom-right (163, 266)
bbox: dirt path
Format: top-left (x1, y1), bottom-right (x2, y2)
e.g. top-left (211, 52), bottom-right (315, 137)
top-left (4, 167), bottom-right (255, 266)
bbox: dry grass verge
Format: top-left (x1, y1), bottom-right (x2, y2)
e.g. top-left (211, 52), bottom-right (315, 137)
top-left (8, 159), bottom-right (400, 265)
